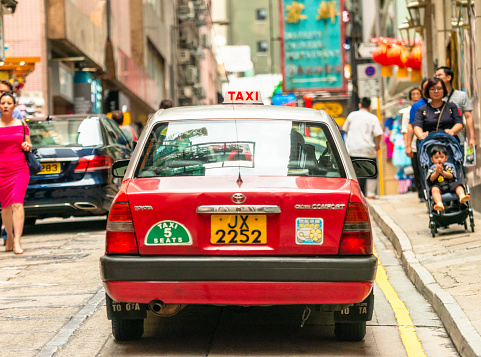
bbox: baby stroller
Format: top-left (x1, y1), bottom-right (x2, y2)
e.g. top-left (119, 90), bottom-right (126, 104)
top-left (418, 132), bottom-right (475, 237)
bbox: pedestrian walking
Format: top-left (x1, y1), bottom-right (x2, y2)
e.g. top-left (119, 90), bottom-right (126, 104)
top-left (342, 97), bottom-right (383, 198)
top-left (413, 77), bottom-right (463, 142)
top-left (435, 66), bottom-right (477, 148)
top-left (159, 99), bottom-right (173, 110)
top-left (0, 82), bottom-right (24, 243)
top-left (402, 84), bottom-right (426, 202)
top-left (111, 110), bottom-right (137, 149)
top-left (0, 92), bottom-right (32, 254)
top-left (0, 81), bottom-right (23, 120)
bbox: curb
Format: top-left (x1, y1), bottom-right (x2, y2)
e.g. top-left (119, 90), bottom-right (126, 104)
top-left (368, 201), bottom-right (481, 357)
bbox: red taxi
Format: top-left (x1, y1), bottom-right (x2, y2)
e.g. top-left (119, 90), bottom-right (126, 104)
top-left (100, 91), bottom-right (378, 342)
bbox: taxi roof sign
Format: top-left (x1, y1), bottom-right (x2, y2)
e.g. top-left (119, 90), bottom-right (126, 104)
top-left (223, 91), bottom-right (264, 105)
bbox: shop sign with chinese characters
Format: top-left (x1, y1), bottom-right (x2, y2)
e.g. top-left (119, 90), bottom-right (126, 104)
top-left (280, 0), bottom-right (346, 92)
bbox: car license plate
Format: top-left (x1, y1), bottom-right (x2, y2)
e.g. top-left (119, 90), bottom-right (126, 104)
top-left (39, 162), bottom-right (61, 175)
top-left (211, 215), bottom-right (267, 244)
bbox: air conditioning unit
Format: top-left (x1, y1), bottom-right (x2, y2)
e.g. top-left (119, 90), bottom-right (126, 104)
top-left (194, 85), bottom-right (206, 99)
top-left (178, 1), bottom-right (194, 18)
top-left (194, 46), bottom-right (205, 60)
top-left (185, 66), bottom-right (197, 84)
top-left (191, 0), bottom-right (208, 14)
top-left (179, 27), bottom-right (196, 46)
top-left (179, 86), bottom-right (193, 98)
top-left (191, 0), bottom-right (204, 8)
top-left (178, 49), bottom-right (190, 63)
top-left (201, 34), bottom-right (211, 49)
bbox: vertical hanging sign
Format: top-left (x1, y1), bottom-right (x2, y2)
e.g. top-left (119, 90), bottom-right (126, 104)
top-left (279, 0), bottom-right (346, 92)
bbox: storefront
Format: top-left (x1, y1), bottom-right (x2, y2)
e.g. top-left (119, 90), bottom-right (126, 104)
top-left (0, 57), bottom-right (41, 117)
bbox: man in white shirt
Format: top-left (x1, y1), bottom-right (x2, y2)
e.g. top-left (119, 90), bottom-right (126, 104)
top-left (342, 97), bottom-right (383, 198)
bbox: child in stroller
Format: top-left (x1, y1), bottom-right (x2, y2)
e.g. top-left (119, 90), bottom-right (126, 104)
top-left (419, 132), bottom-right (475, 237)
top-left (428, 144), bottom-right (469, 212)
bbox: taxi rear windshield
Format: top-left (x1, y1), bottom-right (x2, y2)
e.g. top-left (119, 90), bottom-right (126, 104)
top-left (135, 120), bottom-right (345, 178)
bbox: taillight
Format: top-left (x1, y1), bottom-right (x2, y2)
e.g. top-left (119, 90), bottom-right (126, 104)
top-left (339, 203), bottom-right (372, 255)
top-left (74, 155), bottom-right (112, 173)
top-left (106, 202), bottom-right (138, 254)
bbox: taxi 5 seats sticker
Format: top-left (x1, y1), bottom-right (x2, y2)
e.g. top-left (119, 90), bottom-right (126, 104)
top-left (296, 218), bottom-right (324, 245)
top-left (145, 221), bottom-right (193, 246)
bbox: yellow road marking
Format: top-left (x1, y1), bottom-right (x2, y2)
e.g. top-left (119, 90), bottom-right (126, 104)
top-left (373, 246), bottom-right (426, 357)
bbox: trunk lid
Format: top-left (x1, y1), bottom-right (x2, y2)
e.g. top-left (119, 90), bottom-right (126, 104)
top-left (127, 176), bottom-right (351, 255)
top-left (30, 147), bottom-right (95, 184)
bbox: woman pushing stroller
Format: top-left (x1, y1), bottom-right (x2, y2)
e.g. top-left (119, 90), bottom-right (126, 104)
top-left (427, 144), bottom-right (469, 212)
top-left (413, 77), bottom-right (470, 211)
top-left (413, 77), bottom-right (464, 142)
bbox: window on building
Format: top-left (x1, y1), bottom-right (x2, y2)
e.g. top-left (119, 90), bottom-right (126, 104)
top-left (147, 40), bottom-right (166, 99)
top-left (257, 40), bottom-right (269, 54)
top-left (256, 8), bottom-right (267, 21)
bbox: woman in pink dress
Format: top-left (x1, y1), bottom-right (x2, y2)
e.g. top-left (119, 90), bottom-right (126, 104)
top-left (0, 92), bottom-right (32, 254)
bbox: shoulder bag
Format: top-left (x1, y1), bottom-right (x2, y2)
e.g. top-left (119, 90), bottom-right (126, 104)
top-left (22, 121), bottom-right (42, 176)
top-left (435, 104), bottom-right (446, 132)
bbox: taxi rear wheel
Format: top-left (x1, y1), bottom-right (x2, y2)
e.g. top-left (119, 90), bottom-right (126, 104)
top-left (334, 321), bottom-right (366, 341)
top-left (111, 318), bottom-right (144, 341)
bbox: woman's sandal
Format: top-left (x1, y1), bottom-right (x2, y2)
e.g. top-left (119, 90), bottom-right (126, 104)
top-left (13, 243), bottom-right (23, 254)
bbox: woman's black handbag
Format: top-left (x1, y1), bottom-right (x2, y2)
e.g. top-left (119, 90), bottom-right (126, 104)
top-left (22, 122), bottom-right (42, 176)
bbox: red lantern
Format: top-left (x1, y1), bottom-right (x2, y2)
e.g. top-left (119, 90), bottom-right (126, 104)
top-left (372, 44), bottom-right (390, 66)
top-left (386, 45), bottom-right (408, 67)
top-left (406, 45), bottom-right (422, 70)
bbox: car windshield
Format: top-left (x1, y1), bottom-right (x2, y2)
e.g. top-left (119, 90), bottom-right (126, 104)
top-left (29, 118), bottom-right (102, 147)
top-left (135, 120), bottom-right (345, 178)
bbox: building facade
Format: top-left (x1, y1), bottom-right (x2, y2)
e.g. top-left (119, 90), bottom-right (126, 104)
top-left (226, 0), bottom-right (281, 75)
top-left (174, 0), bottom-right (218, 106)
top-left (2, 0), bottom-right (218, 125)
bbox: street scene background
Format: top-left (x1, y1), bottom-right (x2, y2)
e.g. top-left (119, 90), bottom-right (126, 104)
top-left (1, 0), bottom-right (481, 356)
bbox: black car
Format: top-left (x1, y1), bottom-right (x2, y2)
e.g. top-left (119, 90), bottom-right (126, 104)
top-left (22, 114), bottom-right (132, 224)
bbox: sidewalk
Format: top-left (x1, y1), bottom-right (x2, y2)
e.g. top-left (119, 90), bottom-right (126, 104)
top-left (368, 193), bottom-right (481, 357)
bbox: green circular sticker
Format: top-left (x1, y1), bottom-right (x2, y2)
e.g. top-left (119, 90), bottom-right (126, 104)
top-left (145, 221), bottom-right (192, 246)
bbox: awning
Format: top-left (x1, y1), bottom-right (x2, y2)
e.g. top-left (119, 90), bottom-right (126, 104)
top-left (0, 57), bottom-right (41, 77)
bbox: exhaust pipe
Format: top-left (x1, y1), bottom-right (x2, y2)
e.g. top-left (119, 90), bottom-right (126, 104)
top-left (148, 300), bottom-right (186, 317)
top-left (73, 202), bottom-right (98, 210)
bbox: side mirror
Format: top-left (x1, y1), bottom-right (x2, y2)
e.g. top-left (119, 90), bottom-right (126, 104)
top-left (112, 159), bottom-right (130, 178)
top-left (352, 158), bottom-right (378, 179)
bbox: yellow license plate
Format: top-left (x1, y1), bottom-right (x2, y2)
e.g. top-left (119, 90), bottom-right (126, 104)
top-left (39, 162), bottom-right (61, 175)
top-left (211, 215), bottom-right (267, 244)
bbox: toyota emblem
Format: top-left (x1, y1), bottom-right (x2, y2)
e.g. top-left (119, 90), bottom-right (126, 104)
top-left (231, 193), bottom-right (246, 204)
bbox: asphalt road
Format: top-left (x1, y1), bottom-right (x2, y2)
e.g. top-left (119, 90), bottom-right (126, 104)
top-left (0, 217), bottom-right (459, 357)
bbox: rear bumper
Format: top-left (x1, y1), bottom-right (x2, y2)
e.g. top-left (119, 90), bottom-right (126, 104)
top-left (100, 255), bottom-right (377, 304)
top-left (103, 281), bottom-right (374, 305)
